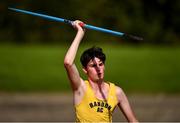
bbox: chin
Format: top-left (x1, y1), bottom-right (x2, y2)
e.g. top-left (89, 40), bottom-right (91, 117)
top-left (90, 76), bottom-right (103, 82)
top-left (97, 78), bottom-right (104, 82)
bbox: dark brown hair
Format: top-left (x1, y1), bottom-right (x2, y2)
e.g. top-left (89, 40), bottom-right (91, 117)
top-left (80, 46), bottom-right (106, 68)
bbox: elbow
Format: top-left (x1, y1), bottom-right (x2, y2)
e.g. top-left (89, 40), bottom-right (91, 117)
top-left (64, 59), bottom-right (72, 68)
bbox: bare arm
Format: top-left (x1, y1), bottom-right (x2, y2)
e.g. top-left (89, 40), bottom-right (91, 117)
top-left (116, 87), bottom-right (138, 122)
top-left (64, 20), bottom-right (85, 91)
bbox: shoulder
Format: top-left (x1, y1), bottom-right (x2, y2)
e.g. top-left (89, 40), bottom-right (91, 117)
top-left (115, 85), bottom-right (126, 103)
top-left (115, 86), bottom-right (123, 96)
top-left (80, 79), bottom-right (87, 90)
top-left (107, 82), bottom-right (123, 94)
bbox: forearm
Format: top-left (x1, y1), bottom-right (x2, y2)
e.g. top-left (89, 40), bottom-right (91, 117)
top-left (64, 31), bottom-right (84, 66)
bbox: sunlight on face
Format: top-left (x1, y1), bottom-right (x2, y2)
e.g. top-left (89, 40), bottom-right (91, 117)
top-left (85, 57), bottom-right (105, 82)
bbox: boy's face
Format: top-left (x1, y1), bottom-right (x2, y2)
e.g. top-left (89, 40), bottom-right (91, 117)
top-left (83, 57), bottom-right (105, 82)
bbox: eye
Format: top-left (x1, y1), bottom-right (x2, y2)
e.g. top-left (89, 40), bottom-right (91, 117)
top-left (99, 63), bottom-right (103, 66)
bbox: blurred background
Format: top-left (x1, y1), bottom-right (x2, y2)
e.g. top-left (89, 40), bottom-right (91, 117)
top-left (0, 0), bottom-right (180, 122)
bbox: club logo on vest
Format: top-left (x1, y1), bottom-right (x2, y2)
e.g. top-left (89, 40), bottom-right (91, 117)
top-left (89, 101), bottom-right (112, 113)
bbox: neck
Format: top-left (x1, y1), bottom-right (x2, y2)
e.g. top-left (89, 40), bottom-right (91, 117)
top-left (88, 78), bottom-right (105, 89)
top-left (88, 78), bottom-right (108, 101)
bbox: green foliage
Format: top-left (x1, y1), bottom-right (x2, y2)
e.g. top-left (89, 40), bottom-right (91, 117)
top-left (0, 45), bottom-right (180, 93)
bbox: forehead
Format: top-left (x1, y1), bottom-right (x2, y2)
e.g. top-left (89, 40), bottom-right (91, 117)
top-left (88, 57), bottom-right (102, 65)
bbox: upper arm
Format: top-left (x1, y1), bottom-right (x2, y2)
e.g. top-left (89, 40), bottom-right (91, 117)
top-left (64, 63), bottom-right (83, 91)
top-left (116, 86), bottom-right (138, 122)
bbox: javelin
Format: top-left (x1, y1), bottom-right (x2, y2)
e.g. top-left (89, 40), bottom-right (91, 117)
top-left (8, 7), bottom-right (143, 41)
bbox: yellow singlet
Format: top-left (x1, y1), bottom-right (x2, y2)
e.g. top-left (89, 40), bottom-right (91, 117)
top-left (75, 80), bottom-right (118, 122)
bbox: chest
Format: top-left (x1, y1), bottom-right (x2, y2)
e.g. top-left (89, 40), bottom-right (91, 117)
top-left (94, 88), bottom-right (109, 100)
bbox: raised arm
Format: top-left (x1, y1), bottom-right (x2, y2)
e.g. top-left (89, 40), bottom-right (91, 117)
top-left (64, 20), bottom-right (85, 91)
top-left (116, 87), bottom-right (138, 122)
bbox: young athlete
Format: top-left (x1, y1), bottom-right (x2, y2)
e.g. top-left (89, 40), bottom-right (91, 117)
top-left (64, 20), bottom-right (138, 122)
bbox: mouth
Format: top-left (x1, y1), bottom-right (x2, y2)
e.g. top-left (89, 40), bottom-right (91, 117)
top-left (97, 73), bottom-right (102, 77)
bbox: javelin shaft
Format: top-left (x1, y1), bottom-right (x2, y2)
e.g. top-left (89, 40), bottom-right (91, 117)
top-left (85, 25), bottom-right (124, 36)
top-left (8, 7), bottom-right (124, 37)
top-left (8, 7), bottom-right (72, 24)
top-left (9, 7), bottom-right (143, 40)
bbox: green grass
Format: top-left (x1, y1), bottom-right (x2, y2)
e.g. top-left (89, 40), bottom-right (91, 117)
top-left (0, 44), bottom-right (180, 93)
top-left (104, 46), bottom-right (180, 93)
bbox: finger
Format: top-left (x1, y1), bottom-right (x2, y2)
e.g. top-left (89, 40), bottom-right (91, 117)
top-left (79, 22), bottom-right (85, 27)
top-left (72, 20), bottom-right (85, 30)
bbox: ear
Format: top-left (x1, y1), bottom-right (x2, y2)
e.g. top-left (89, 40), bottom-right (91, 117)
top-left (82, 67), bottom-right (87, 74)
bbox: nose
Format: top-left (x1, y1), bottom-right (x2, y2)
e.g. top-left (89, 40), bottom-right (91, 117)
top-left (95, 64), bottom-right (100, 72)
top-left (92, 58), bottom-right (101, 72)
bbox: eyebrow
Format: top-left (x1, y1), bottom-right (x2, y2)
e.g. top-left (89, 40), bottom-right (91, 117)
top-left (89, 60), bottom-right (103, 65)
